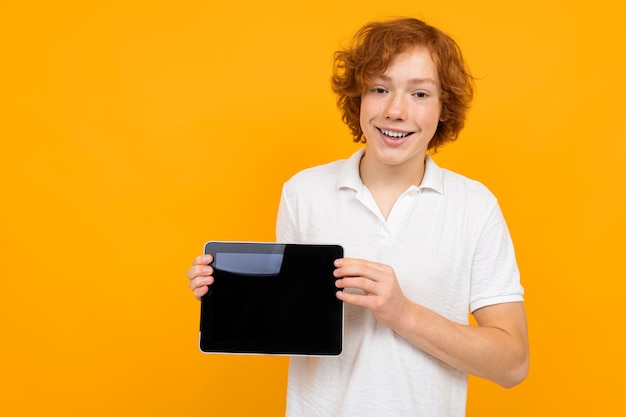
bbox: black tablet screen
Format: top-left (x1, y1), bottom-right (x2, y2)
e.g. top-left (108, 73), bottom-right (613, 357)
top-left (200, 242), bottom-right (343, 355)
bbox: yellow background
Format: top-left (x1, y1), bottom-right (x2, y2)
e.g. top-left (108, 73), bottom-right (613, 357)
top-left (2, 0), bottom-right (625, 415)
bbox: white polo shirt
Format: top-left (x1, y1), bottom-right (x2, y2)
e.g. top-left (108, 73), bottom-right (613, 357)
top-left (277, 149), bottom-right (524, 417)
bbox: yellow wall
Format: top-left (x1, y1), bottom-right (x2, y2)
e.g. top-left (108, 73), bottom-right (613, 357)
top-left (2, 1), bottom-right (625, 415)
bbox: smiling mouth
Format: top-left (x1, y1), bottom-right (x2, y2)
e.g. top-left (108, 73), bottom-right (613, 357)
top-left (378, 128), bottom-right (413, 139)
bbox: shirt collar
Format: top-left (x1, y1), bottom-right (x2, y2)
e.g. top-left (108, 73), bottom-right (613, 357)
top-left (337, 149), bottom-right (444, 194)
top-left (420, 155), bottom-right (444, 194)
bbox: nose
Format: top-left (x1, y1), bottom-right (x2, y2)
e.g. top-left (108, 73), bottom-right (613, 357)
top-left (383, 93), bottom-right (408, 120)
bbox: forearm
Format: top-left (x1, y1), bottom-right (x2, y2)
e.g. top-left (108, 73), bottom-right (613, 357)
top-left (393, 301), bottom-right (529, 388)
top-left (333, 258), bottom-right (529, 387)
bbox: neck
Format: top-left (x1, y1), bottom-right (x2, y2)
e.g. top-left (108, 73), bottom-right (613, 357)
top-left (359, 152), bottom-right (426, 191)
top-left (359, 152), bottom-right (426, 219)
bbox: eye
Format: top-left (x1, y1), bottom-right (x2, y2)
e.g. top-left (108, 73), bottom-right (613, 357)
top-left (414, 91), bottom-right (429, 98)
top-left (371, 87), bottom-right (387, 94)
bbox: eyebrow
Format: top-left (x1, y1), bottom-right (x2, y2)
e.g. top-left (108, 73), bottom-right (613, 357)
top-left (375, 74), bottom-right (439, 86)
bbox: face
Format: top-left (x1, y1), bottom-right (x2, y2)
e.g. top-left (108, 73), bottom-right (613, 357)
top-left (359, 47), bottom-right (442, 173)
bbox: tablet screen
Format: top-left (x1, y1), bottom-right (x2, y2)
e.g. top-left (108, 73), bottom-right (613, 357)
top-left (200, 242), bottom-right (344, 356)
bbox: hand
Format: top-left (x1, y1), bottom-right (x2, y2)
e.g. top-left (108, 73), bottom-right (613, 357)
top-left (333, 258), bottom-right (411, 329)
top-left (186, 254), bottom-right (214, 300)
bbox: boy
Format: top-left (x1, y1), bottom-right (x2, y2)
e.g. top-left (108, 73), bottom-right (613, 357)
top-left (187, 17), bottom-right (528, 416)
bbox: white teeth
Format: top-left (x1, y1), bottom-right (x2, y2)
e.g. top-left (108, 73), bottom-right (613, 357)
top-left (380, 128), bottom-right (410, 138)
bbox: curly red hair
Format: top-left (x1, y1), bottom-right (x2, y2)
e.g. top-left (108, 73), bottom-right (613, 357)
top-left (331, 18), bottom-right (474, 152)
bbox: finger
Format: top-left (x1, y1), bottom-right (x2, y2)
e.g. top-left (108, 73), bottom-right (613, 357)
top-left (193, 285), bottom-right (210, 300)
top-left (335, 290), bottom-right (372, 308)
top-left (190, 275), bottom-right (214, 290)
top-left (186, 264), bottom-right (214, 280)
top-left (335, 276), bottom-right (379, 294)
top-left (187, 254), bottom-right (213, 279)
top-left (334, 260), bottom-right (389, 282)
top-left (192, 254), bottom-right (213, 266)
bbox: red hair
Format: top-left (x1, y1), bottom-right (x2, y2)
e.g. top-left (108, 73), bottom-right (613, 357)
top-left (331, 18), bottom-right (474, 151)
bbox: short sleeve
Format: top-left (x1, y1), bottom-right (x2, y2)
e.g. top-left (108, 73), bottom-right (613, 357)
top-left (469, 201), bottom-right (524, 312)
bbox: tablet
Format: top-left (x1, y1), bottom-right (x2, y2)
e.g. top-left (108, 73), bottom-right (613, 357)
top-left (199, 241), bottom-right (344, 356)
